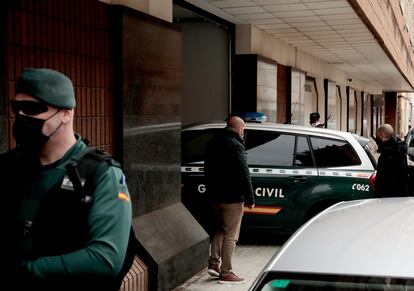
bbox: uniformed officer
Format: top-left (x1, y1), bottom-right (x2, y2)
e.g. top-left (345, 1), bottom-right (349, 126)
top-left (0, 68), bottom-right (132, 290)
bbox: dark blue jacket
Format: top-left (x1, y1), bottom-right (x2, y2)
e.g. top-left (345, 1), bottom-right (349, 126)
top-left (204, 128), bottom-right (254, 205)
top-left (375, 137), bottom-right (409, 197)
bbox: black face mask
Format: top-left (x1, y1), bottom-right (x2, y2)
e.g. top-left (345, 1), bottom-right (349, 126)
top-left (12, 111), bottom-right (61, 153)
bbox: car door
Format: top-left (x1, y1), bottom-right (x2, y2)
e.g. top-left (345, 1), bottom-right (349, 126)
top-left (308, 136), bottom-right (375, 207)
top-left (181, 128), bottom-right (221, 235)
top-left (242, 129), bottom-right (319, 234)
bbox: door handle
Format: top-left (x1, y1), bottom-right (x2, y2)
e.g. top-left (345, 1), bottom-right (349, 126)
top-left (289, 176), bottom-right (308, 182)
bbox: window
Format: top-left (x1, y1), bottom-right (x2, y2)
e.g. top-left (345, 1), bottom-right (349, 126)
top-left (362, 92), bottom-right (369, 137)
top-left (348, 88), bottom-right (356, 133)
top-left (256, 272), bottom-right (414, 291)
top-left (326, 81), bottom-right (336, 130)
top-left (310, 137), bottom-right (360, 167)
top-left (295, 136), bottom-right (313, 167)
top-left (290, 71), bottom-right (306, 125)
top-left (336, 85), bottom-right (342, 130)
top-left (304, 77), bottom-right (318, 127)
top-left (257, 59), bottom-right (277, 123)
top-left (371, 96), bottom-right (378, 139)
top-left (181, 129), bottom-right (221, 164)
top-left (245, 130), bottom-right (295, 167)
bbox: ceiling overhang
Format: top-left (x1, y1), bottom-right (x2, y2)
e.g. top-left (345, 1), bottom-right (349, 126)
top-left (183, 0), bottom-right (413, 92)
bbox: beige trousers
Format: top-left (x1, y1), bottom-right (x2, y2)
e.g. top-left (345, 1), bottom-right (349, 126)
top-left (208, 202), bottom-right (244, 274)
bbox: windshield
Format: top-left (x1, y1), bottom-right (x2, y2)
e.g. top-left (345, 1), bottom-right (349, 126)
top-left (255, 272), bottom-right (414, 291)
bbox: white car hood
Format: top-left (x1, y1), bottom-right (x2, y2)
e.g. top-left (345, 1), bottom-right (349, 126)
top-left (268, 198), bottom-right (414, 278)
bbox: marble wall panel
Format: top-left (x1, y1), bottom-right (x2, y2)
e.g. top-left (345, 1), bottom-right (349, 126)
top-left (121, 11), bottom-right (181, 216)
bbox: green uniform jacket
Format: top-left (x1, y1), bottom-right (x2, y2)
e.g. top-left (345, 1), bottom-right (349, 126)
top-left (0, 135), bottom-right (132, 290)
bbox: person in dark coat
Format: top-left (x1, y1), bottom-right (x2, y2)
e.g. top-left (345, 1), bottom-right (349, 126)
top-left (375, 123), bottom-right (409, 197)
top-left (204, 115), bottom-right (255, 284)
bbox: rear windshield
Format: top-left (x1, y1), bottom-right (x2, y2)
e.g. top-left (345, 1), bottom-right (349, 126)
top-left (255, 272), bottom-right (414, 290)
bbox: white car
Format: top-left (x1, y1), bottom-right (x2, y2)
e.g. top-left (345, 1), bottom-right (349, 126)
top-left (250, 197), bottom-right (414, 290)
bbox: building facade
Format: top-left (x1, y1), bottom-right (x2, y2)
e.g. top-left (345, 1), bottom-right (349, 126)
top-left (176, 0), bottom-right (414, 138)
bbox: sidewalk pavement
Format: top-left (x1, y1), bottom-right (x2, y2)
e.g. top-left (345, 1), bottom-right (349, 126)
top-left (173, 243), bottom-right (280, 291)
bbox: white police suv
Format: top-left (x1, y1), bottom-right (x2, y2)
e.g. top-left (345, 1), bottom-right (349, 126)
top-left (181, 120), bottom-right (377, 235)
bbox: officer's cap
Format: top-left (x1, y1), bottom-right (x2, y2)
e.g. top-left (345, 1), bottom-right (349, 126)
top-left (16, 68), bottom-right (76, 109)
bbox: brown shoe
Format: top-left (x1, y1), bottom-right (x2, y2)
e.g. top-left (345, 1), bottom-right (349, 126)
top-left (218, 272), bottom-right (245, 284)
top-left (207, 264), bottom-right (220, 277)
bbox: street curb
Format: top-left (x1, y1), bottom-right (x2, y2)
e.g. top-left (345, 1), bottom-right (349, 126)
top-left (172, 267), bottom-right (208, 291)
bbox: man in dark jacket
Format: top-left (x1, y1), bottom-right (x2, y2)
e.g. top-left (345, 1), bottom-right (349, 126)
top-left (204, 115), bottom-right (255, 284)
top-left (375, 124), bottom-right (409, 197)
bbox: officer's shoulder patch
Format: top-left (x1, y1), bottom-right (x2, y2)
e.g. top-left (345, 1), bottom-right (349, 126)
top-left (118, 192), bottom-right (130, 203)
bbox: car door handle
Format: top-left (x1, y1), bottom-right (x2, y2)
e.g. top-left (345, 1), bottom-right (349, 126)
top-left (289, 176), bottom-right (308, 182)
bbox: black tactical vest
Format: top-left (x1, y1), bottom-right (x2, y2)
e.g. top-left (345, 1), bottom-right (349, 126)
top-left (1, 147), bottom-right (136, 291)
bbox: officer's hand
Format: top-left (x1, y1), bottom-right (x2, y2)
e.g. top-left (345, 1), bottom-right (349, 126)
top-left (247, 204), bottom-right (255, 209)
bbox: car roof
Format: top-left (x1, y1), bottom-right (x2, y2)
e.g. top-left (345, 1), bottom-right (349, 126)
top-left (182, 121), bottom-right (361, 141)
top-left (265, 197), bottom-right (414, 278)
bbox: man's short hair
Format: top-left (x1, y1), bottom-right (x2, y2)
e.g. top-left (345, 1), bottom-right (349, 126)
top-left (377, 124), bottom-right (394, 140)
top-left (16, 68), bottom-right (76, 109)
top-left (310, 112), bottom-right (320, 121)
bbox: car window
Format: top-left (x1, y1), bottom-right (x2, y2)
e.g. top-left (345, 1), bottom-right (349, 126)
top-left (295, 136), bottom-right (313, 167)
top-left (310, 137), bottom-right (361, 167)
top-left (181, 129), bottom-right (221, 164)
top-left (364, 144), bottom-right (378, 169)
top-left (255, 272), bottom-right (414, 291)
top-left (407, 130), bottom-right (414, 147)
top-left (245, 130), bottom-right (295, 167)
